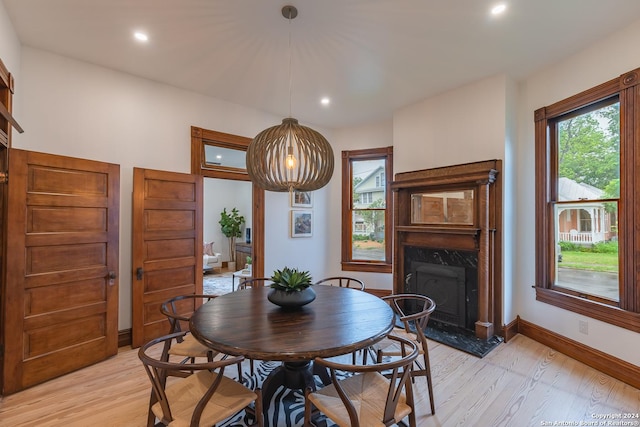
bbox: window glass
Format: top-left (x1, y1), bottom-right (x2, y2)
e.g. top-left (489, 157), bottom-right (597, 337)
top-left (204, 144), bottom-right (246, 169)
top-left (351, 158), bottom-right (386, 262)
top-left (553, 102), bottom-right (620, 302)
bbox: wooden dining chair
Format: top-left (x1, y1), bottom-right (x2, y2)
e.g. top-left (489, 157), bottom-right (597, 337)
top-left (315, 276), bottom-right (366, 364)
top-left (237, 277), bottom-right (272, 290)
top-left (371, 293), bottom-right (437, 415)
top-left (160, 294), bottom-right (216, 361)
top-left (160, 294), bottom-right (243, 379)
top-left (139, 331), bottom-right (264, 427)
top-left (314, 276), bottom-right (365, 291)
top-left (304, 334), bottom-right (419, 427)
top-left (236, 277), bottom-right (273, 375)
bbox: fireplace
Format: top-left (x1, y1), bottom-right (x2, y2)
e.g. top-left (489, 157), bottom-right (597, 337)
top-left (404, 247), bottom-right (478, 331)
top-left (392, 160), bottom-right (502, 340)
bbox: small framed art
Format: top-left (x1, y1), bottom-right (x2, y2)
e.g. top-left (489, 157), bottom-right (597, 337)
top-left (291, 190), bottom-right (312, 208)
top-left (291, 210), bottom-right (313, 237)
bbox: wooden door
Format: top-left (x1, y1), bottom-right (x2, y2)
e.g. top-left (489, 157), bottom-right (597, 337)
top-left (3, 149), bottom-right (119, 394)
top-left (131, 168), bottom-right (203, 348)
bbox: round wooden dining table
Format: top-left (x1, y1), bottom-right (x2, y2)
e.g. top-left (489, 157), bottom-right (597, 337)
top-left (189, 285), bottom-right (394, 419)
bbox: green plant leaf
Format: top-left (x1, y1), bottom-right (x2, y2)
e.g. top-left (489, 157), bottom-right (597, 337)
top-left (270, 267), bottom-right (312, 292)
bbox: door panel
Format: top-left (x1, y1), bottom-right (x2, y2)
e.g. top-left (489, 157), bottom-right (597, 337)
top-left (131, 168), bottom-right (203, 348)
top-left (3, 149), bottom-right (119, 394)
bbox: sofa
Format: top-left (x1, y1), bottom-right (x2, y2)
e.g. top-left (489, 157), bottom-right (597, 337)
top-left (203, 241), bottom-right (222, 272)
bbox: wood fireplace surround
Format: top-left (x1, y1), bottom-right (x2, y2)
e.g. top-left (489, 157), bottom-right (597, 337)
top-left (392, 160), bottom-right (502, 339)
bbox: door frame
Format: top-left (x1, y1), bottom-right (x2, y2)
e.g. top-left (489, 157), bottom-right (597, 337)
top-left (190, 127), bottom-right (264, 279)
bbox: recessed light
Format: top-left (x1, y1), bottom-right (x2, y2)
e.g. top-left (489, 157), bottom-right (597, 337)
top-left (134, 31), bottom-right (149, 42)
top-left (491, 3), bottom-right (507, 15)
top-left (320, 97), bottom-right (330, 106)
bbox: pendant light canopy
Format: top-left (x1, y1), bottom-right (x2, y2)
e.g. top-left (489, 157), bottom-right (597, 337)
top-left (246, 6), bottom-right (334, 193)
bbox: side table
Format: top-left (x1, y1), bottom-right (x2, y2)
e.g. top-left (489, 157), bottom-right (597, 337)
top-left (231, 269), bottom-right (252, 291)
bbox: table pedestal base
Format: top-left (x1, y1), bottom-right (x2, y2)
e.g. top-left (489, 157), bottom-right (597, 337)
top-left (260, 361), bottom-right (331, 423)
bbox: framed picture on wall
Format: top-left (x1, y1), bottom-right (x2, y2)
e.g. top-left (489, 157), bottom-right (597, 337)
top-left (291, 210), bottom-right (313, 238)
top-left (291, 190), bottom-right (313, 208)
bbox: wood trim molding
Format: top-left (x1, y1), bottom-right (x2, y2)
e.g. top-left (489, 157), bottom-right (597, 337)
top-left (365, 288), bottom-right (391, 298)
top-left (502, 317), bottom-right (519, 342)
top-left (118, 329), bottom-right (132, 348)
top-left (517, 317), bottom-right (640, 390)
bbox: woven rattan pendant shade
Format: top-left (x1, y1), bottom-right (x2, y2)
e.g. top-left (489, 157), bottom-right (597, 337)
top-left (247, 117), bottom-right (334, 192)
top-left (246, 5), bottom-right (334, 192)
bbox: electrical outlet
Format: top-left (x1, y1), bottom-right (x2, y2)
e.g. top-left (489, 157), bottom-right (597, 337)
top-left (579, 320), bottom-right (588, 335)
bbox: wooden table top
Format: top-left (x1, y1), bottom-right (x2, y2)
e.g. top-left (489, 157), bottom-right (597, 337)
top-left (190, 286), bottom-right (394, 362)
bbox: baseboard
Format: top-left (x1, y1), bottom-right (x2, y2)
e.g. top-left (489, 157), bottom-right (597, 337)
top-left (518, 317), bottom-right (640, 390)
top-left (365, 288), bottom-right (391, 298)
top-left (118, 329), bottom-right (132, 348)
top-left (502, 317), bottom-right (519, 342)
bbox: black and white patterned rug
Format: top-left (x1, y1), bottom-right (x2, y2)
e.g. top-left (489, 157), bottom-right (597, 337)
top-left (219, 358), bottom-right (350, 427)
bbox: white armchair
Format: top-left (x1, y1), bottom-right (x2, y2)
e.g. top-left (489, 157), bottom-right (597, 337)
top-left (203, 241), bottom-right (222, 272)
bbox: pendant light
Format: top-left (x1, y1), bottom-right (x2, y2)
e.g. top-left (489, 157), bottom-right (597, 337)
top-left (246, 5), bottom-right (334, 192)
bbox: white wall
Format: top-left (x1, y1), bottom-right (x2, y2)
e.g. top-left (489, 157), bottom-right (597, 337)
top-left (515, 18), bottom-right (640, 365)
top-left (393, 74), bottom-right (507, 174)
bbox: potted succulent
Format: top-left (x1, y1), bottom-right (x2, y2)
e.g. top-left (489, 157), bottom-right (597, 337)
top-left (219, 207), bottom-right (245, 271)
top-left (267, 267), bottom-right (315, 308)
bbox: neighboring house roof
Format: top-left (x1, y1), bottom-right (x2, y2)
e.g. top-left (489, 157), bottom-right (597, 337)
top-left (354, 166), bottom-right (385, 194)
top-left (558, 177), bottom-right (604, 201)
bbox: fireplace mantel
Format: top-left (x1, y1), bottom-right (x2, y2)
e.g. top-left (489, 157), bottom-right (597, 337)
top-left (392, 160), bottom-right (503, 339)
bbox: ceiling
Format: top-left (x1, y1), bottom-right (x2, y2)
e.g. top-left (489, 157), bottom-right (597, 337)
top-left (4, 0), bottom-right (640, 129)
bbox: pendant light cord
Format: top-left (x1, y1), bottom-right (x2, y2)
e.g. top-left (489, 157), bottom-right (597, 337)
top-left (287, 8), bottom-right (293, 119)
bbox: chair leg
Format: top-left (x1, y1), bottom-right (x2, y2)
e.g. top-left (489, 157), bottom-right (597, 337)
top-left (303, 387), bottom-right (318, 427)
top-left (422, 352), bottom-right (435, 414)
top-left (253, 387), bottom-right (265, 427)
top-left (237, 361), bottom-right (244, 382)
top-left (146, 392), bottom-right (157, 427)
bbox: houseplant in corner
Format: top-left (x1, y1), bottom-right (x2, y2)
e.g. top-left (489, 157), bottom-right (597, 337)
top-left (267, 267), bottom-right (315, 308)
top-left (219, 207), bottom-right (245, 271)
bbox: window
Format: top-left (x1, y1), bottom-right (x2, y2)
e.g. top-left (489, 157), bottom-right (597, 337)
top-left (534, 68), bottom-right (640, 332)
top-left (342, 147), bottom-right (393, 273)
top-left (360, 192), bottom-right (373, 204)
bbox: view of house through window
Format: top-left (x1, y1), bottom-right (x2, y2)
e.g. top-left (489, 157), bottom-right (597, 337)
top-left (553, 101), bottom-right (620, 302)
top-left (351, 159), bottom-right (386, 261)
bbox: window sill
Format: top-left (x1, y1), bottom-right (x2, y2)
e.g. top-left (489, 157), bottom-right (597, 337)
top-left (535, 287), bottom-right (640, 333)
top-left (342, 261), bottom-right (392, 274)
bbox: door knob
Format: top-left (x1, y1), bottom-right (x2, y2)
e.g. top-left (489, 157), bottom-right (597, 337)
top-left (107, 271), bottom-right (116, 286)
top-left (136, 267), bottom-right (144, 280)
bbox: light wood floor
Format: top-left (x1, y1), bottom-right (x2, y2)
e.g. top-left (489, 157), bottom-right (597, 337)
top-left (1, 334), bottom-right (638, 426)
